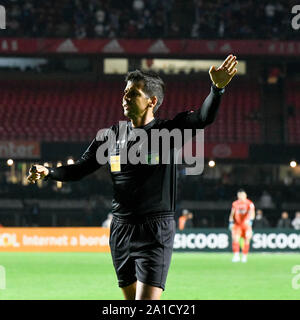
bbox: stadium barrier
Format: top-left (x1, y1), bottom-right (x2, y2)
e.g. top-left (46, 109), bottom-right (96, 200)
top-left (174, 229), bottom-right (300, 252)
top-left (0, 227), bottom-right (110, 252)
top-left (0, 228), bottom-right (299, 252)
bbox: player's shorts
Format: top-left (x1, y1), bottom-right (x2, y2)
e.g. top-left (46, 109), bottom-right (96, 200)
top-left (109, 213), bottom-right (176, 291)
top-left (232, 224), bottom-right (252, 240)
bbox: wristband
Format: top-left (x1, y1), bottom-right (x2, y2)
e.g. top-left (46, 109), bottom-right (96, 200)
top-left (212, 83), bottom-right (225, 94)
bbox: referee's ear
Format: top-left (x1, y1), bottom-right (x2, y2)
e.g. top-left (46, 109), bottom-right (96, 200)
top-left (147, 96), bottom-right (158, 110)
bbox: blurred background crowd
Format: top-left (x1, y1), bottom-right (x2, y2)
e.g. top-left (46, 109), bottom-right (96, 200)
top-left (2, 0), bottom-right (299, 40)
top-left (0, 0), bottom-right (299, 229)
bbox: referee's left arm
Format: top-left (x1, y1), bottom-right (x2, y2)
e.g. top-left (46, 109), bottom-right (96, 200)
top-left (195, 83), bottom-right (225, 127)
top-left (199, 54), bottom-right (238, 128)
top-left (170, 82), bottom-right (225, 130)
top-left (171, 54), bottom-right (238, 130)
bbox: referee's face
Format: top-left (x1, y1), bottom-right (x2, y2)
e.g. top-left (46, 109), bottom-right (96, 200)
top-left (123, 80), bottom-right (152, 119)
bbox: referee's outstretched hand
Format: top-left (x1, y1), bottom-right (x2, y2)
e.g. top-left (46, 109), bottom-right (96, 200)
top-left (209, 54), bottom-right (238, 89)
top-left (27, 164), bottom-right (49, 184)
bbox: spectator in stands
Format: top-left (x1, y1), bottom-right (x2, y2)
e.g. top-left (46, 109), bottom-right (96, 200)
top-left (178, 209), bottom-right (194, 230)
top-left (291, 212), bottom-right (300, 230)
top-left (185, 212), bottom-right (194, 229)
top-left (178, 209), bottom-right (189, 230)
top-left (169, 22), bottom-right (180, 38)
top-left (3, 0), bottom-right (299, 40)
top-left (265, 2), bottom-right (276, 25)
top-left (267, 66), bottom-right (283, 85)
top-left (259, 190), bottom-right (274, 209)
top-left (283, 171), bottom-right (294, 186)
top-left (133, 0), bottom-right (145, 12)
top-left (253, 209), bottom-right (270, 229)
top-left (277, 211), bottom-right (292, 229)
top-left (102, 213), bottom-right (113, 228)
top-left (94, 3), bottom-right (107, 37)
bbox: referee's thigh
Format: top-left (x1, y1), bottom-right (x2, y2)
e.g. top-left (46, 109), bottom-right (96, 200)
top-left (109, 215), bottom-right (176, 291)
top-left (109, 218), bottom-right (137, 288)
top-left (132, 216), bottom-right (176, 291)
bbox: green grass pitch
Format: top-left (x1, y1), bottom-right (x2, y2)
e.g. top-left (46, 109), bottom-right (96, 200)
top-left (0, 252), bottom-right (299, 300)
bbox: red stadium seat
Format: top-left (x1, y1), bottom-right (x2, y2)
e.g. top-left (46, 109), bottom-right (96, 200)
top-left (0, 79), bottom-right (262, 143)
top-left (285, 81), bottom-right (300, 143)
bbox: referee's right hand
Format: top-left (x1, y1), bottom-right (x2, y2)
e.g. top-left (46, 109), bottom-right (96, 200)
top-left (27, 164), bottom-right (49, 184)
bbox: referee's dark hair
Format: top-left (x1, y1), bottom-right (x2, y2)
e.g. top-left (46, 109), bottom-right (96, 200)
top-left (125, 69), bottom-right (165, 113)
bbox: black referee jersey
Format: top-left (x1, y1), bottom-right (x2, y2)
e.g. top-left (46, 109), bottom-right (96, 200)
top-left (45, 84), bottom-right (225, 218)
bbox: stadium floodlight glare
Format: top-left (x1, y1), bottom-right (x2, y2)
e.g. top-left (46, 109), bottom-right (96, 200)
top-left (57, 181), bottom-right (62, 189)
top-left (208, 160), bottom-right (216, 167)
top-left (290, 160), bottom-right (297, 168)
top-left (7, 159), bottom-right (13, 166)
top-left (57, 161), bottom-right (62, 167)
top-left (67, 158), bottom-right (74, 165)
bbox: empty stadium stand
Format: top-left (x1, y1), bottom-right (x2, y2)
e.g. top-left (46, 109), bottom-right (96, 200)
top-left (286, 81), bottom-right (300, 144)
top-left (0, 78), bottom-right (262, 143)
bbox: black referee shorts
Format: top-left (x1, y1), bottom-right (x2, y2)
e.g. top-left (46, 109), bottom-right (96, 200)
top-left (109, 213), bottom-right (176, 291)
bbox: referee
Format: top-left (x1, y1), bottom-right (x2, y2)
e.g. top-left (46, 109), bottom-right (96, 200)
top-left (27, 54), bottom-right (238, 300)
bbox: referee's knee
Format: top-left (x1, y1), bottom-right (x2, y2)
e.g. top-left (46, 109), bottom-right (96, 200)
top-left (135, 281), bottom-right (163, 300)
top-left (121, 281), bottom-right (137, 300)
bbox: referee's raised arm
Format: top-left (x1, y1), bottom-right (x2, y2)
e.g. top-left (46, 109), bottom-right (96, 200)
top-left (27, 137), bottom-right (102, 183)
top-left (171, 54), bottom-right (238, 130)
top-left (200, 54), bottom-right (238, 127)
